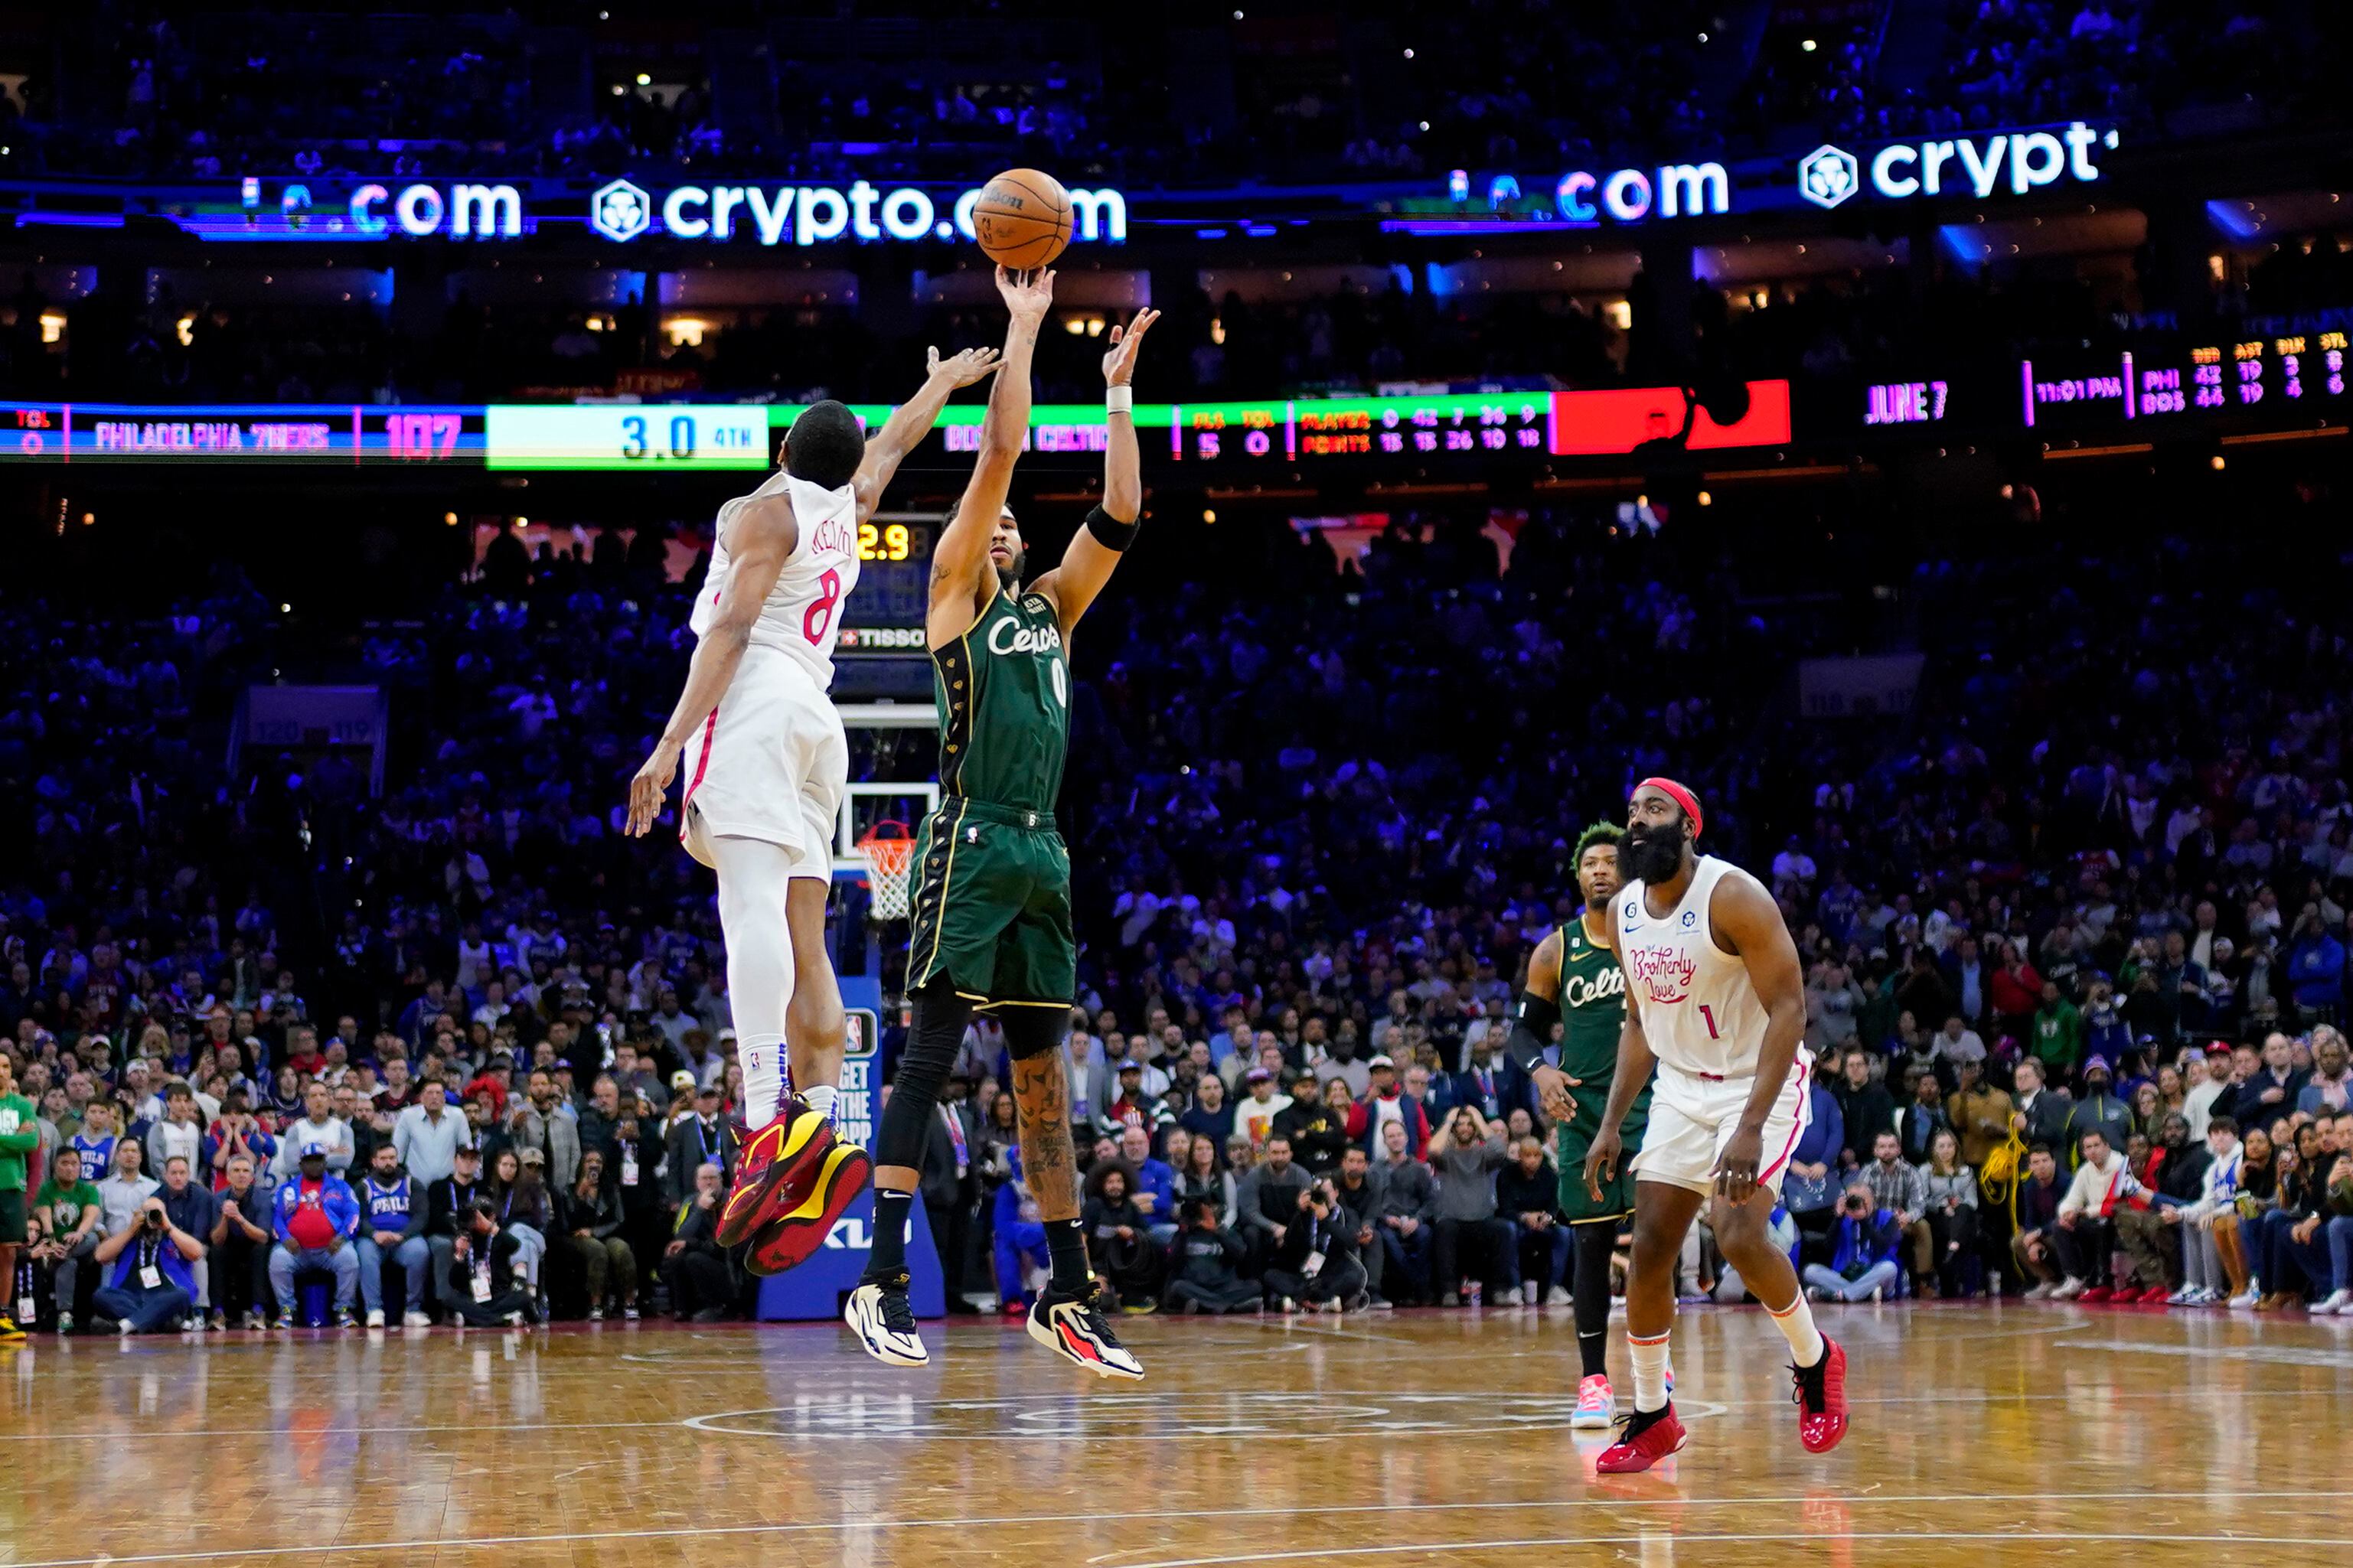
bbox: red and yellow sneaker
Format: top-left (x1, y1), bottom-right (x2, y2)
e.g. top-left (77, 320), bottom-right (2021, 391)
top-left (1594, 1402), bottom-right (1686, 1473)
top-left (1793, 1337), bottom-right (1849, 1454)
top-left (715, 1100), bottom-right (836, 1248)
top-left (747, 1143), bottom-right (873, 1276)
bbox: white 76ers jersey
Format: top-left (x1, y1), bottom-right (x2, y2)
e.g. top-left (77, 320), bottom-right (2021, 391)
top-left (1617, 855), bottom-right (1774, 1078)
top-left (690, 470), bottom-right (860, 691)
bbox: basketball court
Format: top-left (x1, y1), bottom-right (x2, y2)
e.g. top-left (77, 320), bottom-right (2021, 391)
top-left (9, 1304), bottom-right (2348, 1566)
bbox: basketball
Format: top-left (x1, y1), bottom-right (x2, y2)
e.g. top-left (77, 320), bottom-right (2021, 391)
top-left (971, 168), bottom-right (1073, 271)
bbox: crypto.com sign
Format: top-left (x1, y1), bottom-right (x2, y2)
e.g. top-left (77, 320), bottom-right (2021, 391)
top-left (588, 178), bottom-right (1128, 248)
top-left (1798, 122), bottom-right (2117, 209)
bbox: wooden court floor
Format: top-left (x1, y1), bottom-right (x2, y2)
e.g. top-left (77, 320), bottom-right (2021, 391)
top-left (4, 1302), bottom-right (2349, 1566)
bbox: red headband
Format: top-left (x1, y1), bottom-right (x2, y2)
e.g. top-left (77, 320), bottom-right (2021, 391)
top-left (1635, 777), bottom-right (1704, 837)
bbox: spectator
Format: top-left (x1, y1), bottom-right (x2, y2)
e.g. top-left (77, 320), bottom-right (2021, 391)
top-left (1803, 1183), bottom-right (1903, 1302)
top-left (95, 1139), bottom-right (160, 1240)
top-left (559, 1148), bottom-right (638, 1322)
top-left (1782, 1068), bottom-right (1845, 1263)
top-left (1894, 1070), bottom-right (1954, 1166)
top-left (2012, 1144), bottom-right (2069, 1296)
top-left (1118, 1125), bottom-right (1178, 1247)
top-left (2170, 1116), bottom-right (2247, 1305)
top-left (354, 1141), bottom-right (430, 1328)
top-left (1832, 1049), bottom-right (1895, 1165)
top-left (1427, 1104), bottom-right (1511, 1306)
top-left (1080, 1162), bottom-right (1158, 1311)
top-left (2029, 981), bottom-right (2084, 1077)
top-left (208, 1152), bottom-right (274, 1328)
top-left (2009, 1058), bottom-right (2074, 1151)
top-left (269, 1140), bottom-right (361, 1328)
top-left (2064, 1058), bottom-right (2133, 1164)
top-left (90, 1190), bottom-right (203, 1335)
top-left (2297, 1030), bottom-right (2351, 1117)
top-left (273, 1081), bottom-right (352, 1182)
top-left (1947, 1058), bottom-right (2014, 1170)
top-left (662, 1161), bottom-right (732, 1323)
top-left (392, 1080), bottom-right (472, 1184)
top-left (1496, 1136), bottom-right (1569, 1306)
top-left (664, 1084), bottom-right (738, 1210)
top-left (422, 1143), bottom-right (487, 1319)
top-left (154, 1154), bottom-right (217, 1326)
top-left (990, 1149), bottom-right (1050, 1317)
top-left (1162, 1198), bottom-right (1259, 1315)
top-left (2050, 1129), bottom-right (2143, 1301)
top-left (1917, 1130), bottom-right (1979, 1299)
top-left (510, 1068), bottom-right (581, 1190)
top-left (486, 1146), bottom-right (551, 1301)
top-left (1860, 1130), bottom-right (1934, 1294)
top-left (28, 1144), bottom-right (102, 1333)
top-left (145, 1081), bottom-right (206, 1182)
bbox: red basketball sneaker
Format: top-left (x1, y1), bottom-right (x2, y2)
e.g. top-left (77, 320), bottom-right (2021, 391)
top-left (1594, 1403), bottom-right (1687, 1474)
top-left (1793, 1337), bottom-right (1849, 1454)
top-left (747, 1141), bottom-right (873, 1276)
top-left (715, 1100), bottom-right (836, 1248)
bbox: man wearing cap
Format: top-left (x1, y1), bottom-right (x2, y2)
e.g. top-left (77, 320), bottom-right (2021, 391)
top-left (1346, 1055), bottom-right (1430, 1160)
top-left (666, 1084), bottom-right (738, 1211)
top-left (2064, 1058), bottom-right (2133, 1165)
top-left (423, 1143), bottom-right (488, 1320)
top-left (1233, 1067), bottom-right (1291, 1153)
top-left (268, 1142), bottom-right (362, 1328)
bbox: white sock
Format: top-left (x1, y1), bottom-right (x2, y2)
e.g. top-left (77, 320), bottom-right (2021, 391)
top-left (738, 1033), bottom-right (787, 1133)
top-left (1630, 1331), bottom-right (1672, 1413)
top-left (801, 1082), bottom-right (838, 1124)
top-left (1767, 1290), bottom-right (1826, 1366)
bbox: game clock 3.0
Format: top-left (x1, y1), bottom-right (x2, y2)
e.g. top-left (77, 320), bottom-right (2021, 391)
top-left (483, 405), bottom-right (769, 471)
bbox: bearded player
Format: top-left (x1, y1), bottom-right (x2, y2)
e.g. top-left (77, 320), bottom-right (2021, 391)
top-left (844, 269), bottom-right (1157, 1378)
top-left (1513, 822), bottom-right (1648, 1429)
top-left (625, 344), bottom-right (1002, 1276)
top-left (1580, 780), bottom-right (1848, 1472)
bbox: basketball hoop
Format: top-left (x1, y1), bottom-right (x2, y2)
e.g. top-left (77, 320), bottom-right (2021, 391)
top-left (857, 821), bottom-right (917, 921)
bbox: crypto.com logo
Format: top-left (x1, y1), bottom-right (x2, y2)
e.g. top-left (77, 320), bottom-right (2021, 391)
top-left (1797, 145), bottom-right (1859, 210)
top-left (589, 178), bottom-right (652, 242)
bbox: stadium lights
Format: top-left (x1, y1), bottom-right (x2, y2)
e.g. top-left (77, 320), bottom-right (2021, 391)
top-left (1801, 38), bottom-right (1818, 52)
top-left (636, 73), bottom-right (651, 86)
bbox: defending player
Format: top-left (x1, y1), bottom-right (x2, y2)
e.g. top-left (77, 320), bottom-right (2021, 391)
top-left (625, 344), bottom-right (1002, 1276)
top-left (1513, 822), bottom-right (1646, 1429)
top-left (844, 269), bottom-right (1158, 1377)
top-left (1581, 779), bottom-right (1849, 1472)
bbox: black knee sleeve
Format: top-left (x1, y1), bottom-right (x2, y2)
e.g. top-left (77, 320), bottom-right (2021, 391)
top-left (876, 978), bottom-right (971, 1169)
top-left (998, 1005), bottom-right (1070, 1062)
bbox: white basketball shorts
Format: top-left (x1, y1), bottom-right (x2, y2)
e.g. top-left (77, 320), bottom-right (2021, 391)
top-left (1630, 1050), bottom-right (1814, 1198)
top-left (680, 644), bottom-right (846, 880)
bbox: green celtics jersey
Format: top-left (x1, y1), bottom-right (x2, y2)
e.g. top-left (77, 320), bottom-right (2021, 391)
top-left (932, 588), bottom-right (1070, 814)
top-left (1555, 918), bottom-right (1627, 1081)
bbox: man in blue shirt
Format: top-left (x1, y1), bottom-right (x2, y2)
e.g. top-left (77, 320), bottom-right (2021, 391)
top-left (268, 1143), bottom-right (362, 1328)
top-left (91, 1191), bottom-right (203, 1335)
top-left (1118, 1125), bottom-right (1178, 1246)
top-left (355, 1143), bottom-right (431, 1328)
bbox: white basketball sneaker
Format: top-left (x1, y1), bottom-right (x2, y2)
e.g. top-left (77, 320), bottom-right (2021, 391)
top-left (844, 1274), bottom-right (929, 1368)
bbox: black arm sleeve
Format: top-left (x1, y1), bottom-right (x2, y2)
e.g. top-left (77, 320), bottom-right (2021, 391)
top-left (1084, 504), bottom-right (1140, 551)
top-left (1504, 991), bottom-right (1561, 1075)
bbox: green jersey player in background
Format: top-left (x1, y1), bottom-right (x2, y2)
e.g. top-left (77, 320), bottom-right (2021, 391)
top-left (1512, 822), bottom-right (1652, 1428)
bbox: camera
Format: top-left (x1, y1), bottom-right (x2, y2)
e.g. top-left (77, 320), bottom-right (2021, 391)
top-left (1843, 1194), bottom-right (1870, 1215)
top-left (145, 1206), bottom-right (167, 1229)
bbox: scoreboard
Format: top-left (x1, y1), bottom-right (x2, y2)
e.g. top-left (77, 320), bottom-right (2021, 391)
top-left (1167, 394), bottom-right (1552, 462)
top-left (2022, 333), bottom-right (2351, 429)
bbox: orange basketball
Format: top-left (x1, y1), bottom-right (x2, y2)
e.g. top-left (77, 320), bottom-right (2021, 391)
top-left (971, 168), bottom-right (1073, 271)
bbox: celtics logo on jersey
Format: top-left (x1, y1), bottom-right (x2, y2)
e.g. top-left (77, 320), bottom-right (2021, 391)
top-left (1563, 963), bottom-right (1627, 1010)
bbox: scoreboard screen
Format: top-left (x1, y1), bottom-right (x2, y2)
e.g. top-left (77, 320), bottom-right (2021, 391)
top-left (836, 517), bottom-right (935, 651)
top-left (2024, 333), bottom-right (2351, 428)
top-left (0, 403), bottom-right (488, 462)
top-left (1169, 394), bottom-right (1552, 462)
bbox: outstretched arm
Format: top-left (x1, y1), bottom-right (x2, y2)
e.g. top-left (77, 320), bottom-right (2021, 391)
top-left (624, 500), bottom-right (797, 836)
top-left (1033, 308), bottom-right (1158, 635)
top-left (853, 345), bottom-right (1001, 525)
top-left (927, 268), bottom-right (1052, 647)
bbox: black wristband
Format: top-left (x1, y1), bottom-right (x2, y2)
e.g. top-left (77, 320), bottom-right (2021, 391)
top-left (1505, 992), bottom-right (1561, 1074)
top-left (1084, 504), bottom-right (1140, 552)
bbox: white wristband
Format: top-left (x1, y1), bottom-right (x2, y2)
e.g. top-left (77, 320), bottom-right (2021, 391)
top-left (1105, 385), bottom-right (1134, 416)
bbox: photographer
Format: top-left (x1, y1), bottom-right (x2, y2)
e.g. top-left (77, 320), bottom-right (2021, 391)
top-left (1162, 1198), bottom-right (1261, 1315)
top-left (90, 1189), bottom-right (204, 1335)
top-left (445, 1197), bottom-right (535, 1327)
top-left (1800, 1182), bottom-right (1902, 1302)
top-left (1261, 1178), bottom-right (1367, 1312)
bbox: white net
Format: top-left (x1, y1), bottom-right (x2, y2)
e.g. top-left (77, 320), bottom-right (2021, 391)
top-left (859, 827), bottom-right (916, 921)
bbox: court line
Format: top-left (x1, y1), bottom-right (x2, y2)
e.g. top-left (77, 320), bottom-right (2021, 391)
top-left (1119, 1533), bottom-right (2353, 1568)
top-left (14, 1492), bottom-right (2351, 1568)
